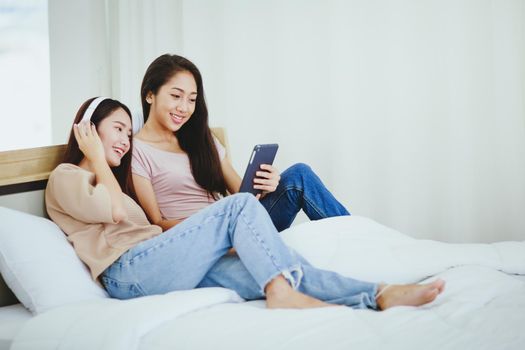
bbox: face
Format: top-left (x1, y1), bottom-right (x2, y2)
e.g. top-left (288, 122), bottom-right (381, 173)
top-left (146, 70), bottom-right (197, 132)
top-left (96, 108), bottom-right (132, 167)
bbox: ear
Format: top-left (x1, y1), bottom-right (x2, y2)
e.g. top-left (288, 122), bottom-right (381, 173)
top-left (146, 92), bottom-right (153, 104)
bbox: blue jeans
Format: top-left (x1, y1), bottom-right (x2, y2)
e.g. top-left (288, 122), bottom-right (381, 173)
top-left (260, 163), bottom-right (350, 231)
top-left (102, 193), bottom-right (378, 309)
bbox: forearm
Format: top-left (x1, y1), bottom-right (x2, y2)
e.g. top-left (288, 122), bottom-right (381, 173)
top-left (221, 159), bottom-right (242, 194)
top-left (226, 177), bottom-right (241, 194)
top-left (156, 218), bottom-right (183, 232)
top-left (92, 159), bottom-right (126, 222)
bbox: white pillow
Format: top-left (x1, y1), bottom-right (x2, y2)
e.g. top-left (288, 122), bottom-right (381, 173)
top-left (0, 206), bottom-right (108, 314)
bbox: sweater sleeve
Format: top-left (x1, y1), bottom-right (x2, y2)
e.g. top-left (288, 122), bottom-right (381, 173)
top-left (46, 164), bottom-right (115, 224)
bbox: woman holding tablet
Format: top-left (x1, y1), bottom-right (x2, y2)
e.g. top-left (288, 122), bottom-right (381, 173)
top-left (46, 96), bottom-right (445, 309)
top-left (132, 54), bottom-right (349, 233)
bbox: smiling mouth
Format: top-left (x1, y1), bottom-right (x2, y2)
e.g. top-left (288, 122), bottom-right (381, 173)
top-left (113, 147), bottom-right (125, 157)
top-left (170, 113), bottom-right (185, 124)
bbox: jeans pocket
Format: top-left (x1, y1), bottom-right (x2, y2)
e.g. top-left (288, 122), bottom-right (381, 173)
top-left (101, 275), bottom-right (146, 300)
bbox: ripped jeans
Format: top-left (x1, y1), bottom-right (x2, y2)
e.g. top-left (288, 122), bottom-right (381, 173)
top-left (102, 193), bottom-right (378, 309)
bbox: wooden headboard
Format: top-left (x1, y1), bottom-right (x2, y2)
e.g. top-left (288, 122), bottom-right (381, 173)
top-left (0, 144), bottom-right (67, 195)
top-left (0, 127), bottom-right (229, 307)
top-left (0, 127), bottom-right (229, 192)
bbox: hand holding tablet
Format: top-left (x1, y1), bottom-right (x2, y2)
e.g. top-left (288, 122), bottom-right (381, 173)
top-left (239, 144), bottom-right (279, 196)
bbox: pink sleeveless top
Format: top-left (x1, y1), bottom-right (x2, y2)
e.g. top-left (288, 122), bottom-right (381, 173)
top-left (131, 138), bottom-right (226, 221)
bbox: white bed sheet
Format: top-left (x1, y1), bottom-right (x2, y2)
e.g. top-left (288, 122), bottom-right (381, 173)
top-left (139, 265), bottom-right (525, 350)
top-left (511, 274), bottom-right (525, 282)
top-left (10, 216), bottom-right (525, 350)
top-left (0, 304), bottom-right (32, 350)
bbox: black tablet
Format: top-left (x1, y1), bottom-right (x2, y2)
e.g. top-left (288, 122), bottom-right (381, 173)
top-left (239, 144), bottom-right (279, 195)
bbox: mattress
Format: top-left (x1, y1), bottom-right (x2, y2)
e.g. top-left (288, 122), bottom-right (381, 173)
top-left (136, 265), bottom-right (525, 350)
top-left (0, 304), bottom-right (32, 350)
top-left (8, 217), bottom-right (525, 350)
top-left (511, 274), bottom-right (525, 282)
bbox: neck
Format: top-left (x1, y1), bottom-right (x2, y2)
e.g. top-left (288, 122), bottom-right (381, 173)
top-left (140, 116), bottom-right (177, 143)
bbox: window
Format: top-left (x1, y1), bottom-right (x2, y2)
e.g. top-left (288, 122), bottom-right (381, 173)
top-left (0, 0), bottom-right (50, 151)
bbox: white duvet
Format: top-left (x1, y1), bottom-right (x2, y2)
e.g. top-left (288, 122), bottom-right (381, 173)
top-left (11, 216), bottom-right (525, 350)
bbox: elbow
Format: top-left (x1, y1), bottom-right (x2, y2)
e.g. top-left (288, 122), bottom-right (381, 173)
top-left (112, 207), bottom-right (128, 223)
top-left (152, 218), bottom-right (162, 226)
top-left (154, 218), bottom-right (179, 232)
top-left (152, 218), bottom-right (167, 231)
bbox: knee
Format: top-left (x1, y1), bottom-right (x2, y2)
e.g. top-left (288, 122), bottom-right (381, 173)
top-left (230, 193), bottom-right (266, 215)
top-left (230, 192), bottom-right (258, 206)
top-left (288, 163), bottom-right (312, 174)
top-left (281, 163), bottom-right (314, 184)
top-left (233, 192), bottom-right (255, 201)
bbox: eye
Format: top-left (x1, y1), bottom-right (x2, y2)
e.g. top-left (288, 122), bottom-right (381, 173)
top-left (116, 126), bottom-right (123, 132)
top-left (171, 94), bottom-right (181, 99)
top-left (190, 99), bottom-right (196, 103)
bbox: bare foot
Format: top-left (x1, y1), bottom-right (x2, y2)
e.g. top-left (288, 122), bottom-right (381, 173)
top-left (376, 279), bottom-right (446, 310)
top-left (265, 275), bottom-right (331, 309)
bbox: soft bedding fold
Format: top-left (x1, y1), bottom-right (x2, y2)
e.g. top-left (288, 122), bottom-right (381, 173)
top-left (11, 216), bottom-right (525, 350)
top-left (11, 288), bottom-right (242, 350)
top-left (280, 216), bottom-right (525, 283)
top-left (138, 265), bottom-right (525, 350)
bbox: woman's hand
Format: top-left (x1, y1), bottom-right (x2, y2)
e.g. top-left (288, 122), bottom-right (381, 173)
top-left (254, 164), bottom-right (280, 199)
top-left (73, 121), bottom-right (106, 164)
top-left (74, 121), bottom-right (126, 223)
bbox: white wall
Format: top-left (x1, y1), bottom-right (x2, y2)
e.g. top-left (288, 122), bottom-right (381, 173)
top-left (47, 0), bottom-right (525, 243)
top-left (181, 0), bottom-right (525, 242)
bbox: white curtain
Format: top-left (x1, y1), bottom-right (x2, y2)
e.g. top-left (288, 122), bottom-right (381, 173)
top-left (104, 0), bottom-right (183, 114)
top-left (106, 0), bottom-right (525, 243)
top-left (48, 0), bottom-right (184, 139)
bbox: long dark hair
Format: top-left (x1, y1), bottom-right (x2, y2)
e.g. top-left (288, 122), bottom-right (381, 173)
top-left (141, 54), bottom-right (227, 198)
top-left (63, 97), bottom-right (137, 201)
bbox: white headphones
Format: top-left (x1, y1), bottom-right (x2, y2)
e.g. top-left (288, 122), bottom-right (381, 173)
top-left (81, 97), bottom-right (109, 122)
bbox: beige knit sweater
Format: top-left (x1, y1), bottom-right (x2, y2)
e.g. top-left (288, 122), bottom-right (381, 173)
top-left (45, 163), bottom-right (162, 280)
